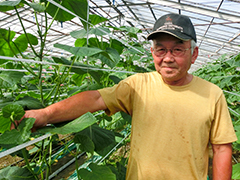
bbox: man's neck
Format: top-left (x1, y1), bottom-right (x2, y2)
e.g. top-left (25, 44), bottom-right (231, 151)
top-left (162, 73), bottom-right (193, 86)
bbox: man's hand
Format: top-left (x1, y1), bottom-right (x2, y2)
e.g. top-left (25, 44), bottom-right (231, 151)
top-left (23, 109), bottom-right (50, 129)
top-left (11, 108), bottom-right (50, 131)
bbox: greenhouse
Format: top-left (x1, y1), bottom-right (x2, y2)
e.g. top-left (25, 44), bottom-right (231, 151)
top-left (0, 0), bottom-right (239, 179)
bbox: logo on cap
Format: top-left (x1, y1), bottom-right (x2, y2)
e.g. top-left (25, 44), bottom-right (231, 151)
top-left (157, 16), bottom-right (183, 32)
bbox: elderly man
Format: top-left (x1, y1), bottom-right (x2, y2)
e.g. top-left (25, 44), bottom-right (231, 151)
top-left (22, 13), bottom-right (237, 180)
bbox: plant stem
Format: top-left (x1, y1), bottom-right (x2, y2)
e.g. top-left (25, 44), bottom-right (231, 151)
top-left (44, 136), bottom-right (53, 180)
top-left (14, 7), bottom-right (39, 57)
top-left (22, 149), bottom-right (39, 180)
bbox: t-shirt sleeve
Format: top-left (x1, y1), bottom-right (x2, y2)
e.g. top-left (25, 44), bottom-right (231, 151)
top-left (98, 80), bottom-right (134, 116)
top-left (210, 92), bottom-right (237, 144)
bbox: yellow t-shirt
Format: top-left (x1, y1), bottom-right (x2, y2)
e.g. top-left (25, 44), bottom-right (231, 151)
top-left (98, 71), bottom-right (237, 180)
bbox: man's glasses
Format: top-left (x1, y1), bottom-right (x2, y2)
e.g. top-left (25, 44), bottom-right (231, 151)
top-left (153, 47), bottom-right (191, 57)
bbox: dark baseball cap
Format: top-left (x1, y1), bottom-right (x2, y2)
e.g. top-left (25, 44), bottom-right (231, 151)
top-left (147, 13), bottom-right (197, 42)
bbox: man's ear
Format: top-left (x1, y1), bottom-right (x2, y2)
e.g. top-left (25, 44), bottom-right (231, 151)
top-left (191, 46), bottom-right (199, 64)
top-left (150, 47), bottom-right (154, 53)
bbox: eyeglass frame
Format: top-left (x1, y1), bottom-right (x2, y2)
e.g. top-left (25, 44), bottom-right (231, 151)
top-left (152, 46), bottom-right (193, 57)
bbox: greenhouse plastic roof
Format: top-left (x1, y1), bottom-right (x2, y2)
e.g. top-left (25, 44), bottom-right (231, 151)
top-left (0, 0), bottom-right (240, 72)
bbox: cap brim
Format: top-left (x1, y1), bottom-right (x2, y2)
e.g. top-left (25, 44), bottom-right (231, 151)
top-left (147, 30), bottom-right (193, 41)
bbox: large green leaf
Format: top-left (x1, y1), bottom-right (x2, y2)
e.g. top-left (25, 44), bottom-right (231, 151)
top-left (77, 124), bottom-right (116, 155)
top-left (96, 47), bottom-right (120, 68)
top-left (0, 29), bottom-right (15, 41)
top-left (68, 0), bottom-right (88, 29)
top-left (107, 161), bottom-right (127, 180)
top-left (0, 129), bottom-right (22, 149)
top-left (74, 134), bottom-right (95, 154)
top-left (0, 0), bottom-right (23, 12)
top-left (0, 116), bottom-right (11, 133)
top-left (15, 96), bottom-right (44, 110)
top-left (0, 71), bottom-right (24, 89)
top-left (232, 163), bottom-right (240, 179)
top-left (79, 163), bottom-right (116, 180)
top-left (54, 43), bottom-right (103, 57)
top-left (89, 14), bottom-right (108, 26)
top-left (89, 26), bottom-right (111, 36)
top-left (2, 104), bottom-right (25, 120)
top-left (70, 29), bottom-right (88, 39)
top-left (15, 33), bottom-right (38, 45)
top-left (118, 26), bottom-right (142, 34)
top-left (0, 29), bottom-right (16, 57)
top-left (18, 118), bottom-right (35, 142)
top-left (38, 112), bottom-right (97, 135)
top-left (28, 2), bottom-right (46, 12)
top-left (45, 0), bottom-right (88, 23)
top-left (110, 39), bottom-right (124, 55)
top-left (0, 96), bottom-right (43, 109)
top-left (46, 0), bottom-right (75, 22)
top-left (105, 47), bottom-right (120, 67)
top-left (0, 166), bottom-right (35, 180)
top-left (75, 38), bottom-right (87, 47)
top-left (0, 118), bottom-right (35, 149)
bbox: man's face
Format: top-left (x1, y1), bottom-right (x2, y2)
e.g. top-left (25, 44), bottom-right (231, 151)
top-left (151, 34), bottom-right (198, 85)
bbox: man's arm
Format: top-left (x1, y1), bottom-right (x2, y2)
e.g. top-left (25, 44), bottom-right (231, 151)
top-left (212, 143), bottom-right (233, 180)
top-left (23, 90), bottom-right (107, 129)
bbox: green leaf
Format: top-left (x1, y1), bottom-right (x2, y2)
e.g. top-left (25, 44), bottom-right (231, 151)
top-left (0, 71), bottom-right (24, 88)
top-left (89, 14), bottom-right (108, 26)
top-left (113, 26), bottom-right (141, 34)
top-left (235, 131), bottom-right (240, 144)
top-left (38, 112), bottom-right (97, 135)
top-left (78, 124), bottom-right (116, 156)
top-left (75, 38), bottom-right (87, 47)
top-left (79, 163), bottom-right (116, 180)
top-left (54, 43), bottom-right (103, 57)
top-left (97, 48), bottom-right (120, 68)
top-left (110, 39), bottom-right (124, 55)
top-left (0, 0), bottom-right (23, 12)
top-left (89, 26), bottom-right (111, 36)
top-left (0, 129), bottom-right (23, 148)
top-left (74, 134), bottom-right (95, 154)
top-left (11, 33), bottom-right (38, 54)
top-left (0, 96), bottom-right (43, 109)
top-left (18, 118), bottom-right (35, 142)
top-left (0, 166), bottom-right (35, 180)
top-left (105, 47), bottom-right (120, 67)
top-left (0, 115), bottom-right (11, 133)
top-left (2, 104), bottom-right (25, 120)
top-left (232, 163), bottom-right (240, 179)
top-left (0, 118), bottom-right (34, 148)
top-left (15, 96), bottom-right (44, 110)
top-left (46, 0), bottom-right (75, 22)
top-left (68, 0), bottom-right (88, 29)
top-left (109, 75), bottom-right (121, 84)
top-left (0, 0), bottom-right (21, 6)
top-left (0, 29), bottom-right (16, 57)
top-left (0, 28), bottom-right (15, 41)
top-left (107, 161), bottom-right (127, 180)
top-left (70, 29), bottom-right (88, 39)
top-left (29, 2), bottom-right (46, 12)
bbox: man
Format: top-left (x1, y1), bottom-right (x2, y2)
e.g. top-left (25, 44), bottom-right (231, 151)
top-left (22, 14), bottom-right (237, 180)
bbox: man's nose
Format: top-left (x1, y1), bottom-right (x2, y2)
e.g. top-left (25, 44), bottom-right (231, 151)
top-left (163, 50), bottom-right (174, 62)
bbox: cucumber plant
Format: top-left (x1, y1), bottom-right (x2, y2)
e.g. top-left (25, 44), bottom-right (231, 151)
top-left (0, 0), bottom-right (152, 179)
